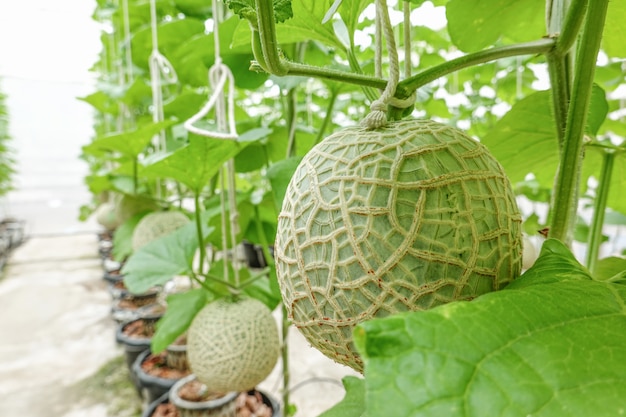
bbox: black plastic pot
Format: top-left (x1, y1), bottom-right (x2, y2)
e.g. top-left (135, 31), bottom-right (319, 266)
top-left (115, 319), bottom-right (153, 392)
top-left (243, 241), bottom-right (267, 269)
top-left (111, 289), bottom-right (161, 324)
top-left (158, 375), bottom-right (281, 417)
top-left (133, 349), bottom-right (189, 405)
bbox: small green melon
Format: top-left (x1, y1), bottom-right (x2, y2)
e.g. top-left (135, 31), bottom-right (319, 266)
top-left (131, 211), bottom-right (189, 251)
top-left (94, 202), bottom-right (119, 231)
top-left (114, 194), bottom-right (158, 226)
top-left (275, 119), bottom-right (523, 372)
top-left (187, 298), bottom-right (280, 393)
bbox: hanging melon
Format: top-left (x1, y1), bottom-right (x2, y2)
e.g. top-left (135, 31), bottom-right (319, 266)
top-left (187, 298), bottom-right (280, 393)
top-left (275, 119), bottom-right (523, 372)
top-left (131, 210), bottom-right (190, 251)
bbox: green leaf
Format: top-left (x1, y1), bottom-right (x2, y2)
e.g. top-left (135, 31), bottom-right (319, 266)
top-left (594, 256), bottom-right (626, 282)
top-left (355, 278), bottom-right (626, 416)
top-left (141, 135), bottom-right (250, 191)
top-left (587, 85), bottom-right (609, 135)
top-left (170, 17), bottom-right (268, 89)
top-left (77, 91), bottom-right (118, 115)
top-left (482, 85), bottom-right (609, 187)
top-left (446, 0), bottom-right (545, 52)
top-left (266, 156), bottom-right (303, 211)
top-left (318, 376), bottom-right (366, 417)
top-left (338, 0), bottom-right (370, 45)
top-left (130, 18), bottom-right (205, 70)
top-left (173, 0), bottom-right (212, 19)
top-left (226, 0), bottom-right (293, 23)
top-left (278, 1), bottom-right (344, 49)
top-left (112, 212), bottom-right (147, 261)
top-left (602, 0), bottom-right (626, 58)
top-left (83, 120), bottom-right (176, 158)
top-left (507, 238), bottom-right (593, 289)
top-left (481, 91), bottom-right (558, 185)
top-left (151, 289), bottom-right (208, 353)
top-left (122, 221), bottom-right (214, 294)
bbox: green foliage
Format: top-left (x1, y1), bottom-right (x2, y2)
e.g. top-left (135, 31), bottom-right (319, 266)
top-left (446, 0), bottom-right (545, 52)
top-left (151, 289), bottom-right (208, 353)
top-left (112, 212), bottom-right (147, 261)
top-left (341, 240), bottom-right (626, 417)
top-left (225, 0), bottom-right (293, 23)
top-left (141, 135), bottom-right (251, 191)
top-left (122, 221), bottom-right (214, 294)
top-left (0, 83), bottom-right (15, 197)
top-left (83, 0), bottom-right (626, 412)
top-left (317, 376), bottom-right (365, 417)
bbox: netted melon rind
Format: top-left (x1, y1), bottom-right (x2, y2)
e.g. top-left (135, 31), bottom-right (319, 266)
top-left (187, 298), bottom-right (280, 393)
top-left (275, 119), bottom-right (523, 372)
top-left (131, 211), bottom-right (189, 251)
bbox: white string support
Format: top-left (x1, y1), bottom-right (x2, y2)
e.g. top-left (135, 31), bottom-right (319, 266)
top-left (361, 0), bottom-right (406, 130)
top-left (183, 0), bottom-right (242, 289)
top-left (227, 159), bottom-right (240, 288)
top-left (149, 0), bottom-right (178, 153)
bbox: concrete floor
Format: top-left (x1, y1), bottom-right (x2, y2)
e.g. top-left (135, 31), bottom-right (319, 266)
top-left (0, 232), bottom-right (358, 417)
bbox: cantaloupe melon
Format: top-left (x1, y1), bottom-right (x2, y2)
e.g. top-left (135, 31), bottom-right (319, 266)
top-left (275, 119), bottom-right (523, 371)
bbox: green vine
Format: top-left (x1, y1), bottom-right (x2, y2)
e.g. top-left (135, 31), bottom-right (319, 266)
top-left (549, 0), bottom-right (610, 243)
top-left (586, 149), bottom-right (615, 273)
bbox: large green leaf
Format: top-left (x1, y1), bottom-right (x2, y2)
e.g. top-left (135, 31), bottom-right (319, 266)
top-left (602, 0), bottom-right (626, 58)
top-left (506, 239), bottom-right (592, 289)
top-left (354, 247), bottom-right (626, 416)
top-left (82, 120), bottom-right (176, 158)
top-left (151, 289), bottom-right (208, 353)
top-left (338, 0), bottom-right (370, 46)
top-left (594, 256), bottom-right (626, 282)
top-left (112, 212), bottom-right (147, 261)
top-left (170, 16), bottom-right (268, 89)
top-left (266, 156), bottom-right (303, 211)
top-left (232, 0), bottom-right (343, 50)
top-left (130, 18), bottom-right (205, 70)
top-left (446, 0), bottom-right (545, 52)
top-left (481, 86), bottom-right (610, 196)
top-left (141, 135), bottom-right (250, 191)
top-left (318, 376), bottom-right (366, 417)
top-left (122, 221), bottom-right (214, 294)
top-left (78, 91), bottom-right (118, 115)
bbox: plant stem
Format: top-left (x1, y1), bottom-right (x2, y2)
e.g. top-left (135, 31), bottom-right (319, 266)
top-left (549, 0), bottom-right (610, 242)
top-left (285, 87), bottom-right (297, 158)
top-left (586, 149), bottom-right (615, 273)
top-left (556, 0), bottom-right (589, 54)
top-left (314, 89), bottom-right (339, 146)
top-left (194, 190), bottom-right (208, 275)
top-left (253, 205), bottom-right (290, 413)
top-left (546, 0), bottom-right (589, 148)
top-left (255, 0), bottom-right (287, 75)
top-left (397, 39), bottom-right (555, 96)
top-left (346, 47), bottom-right (379, 103)
top-left (132, 156), bottom-right (138, 194)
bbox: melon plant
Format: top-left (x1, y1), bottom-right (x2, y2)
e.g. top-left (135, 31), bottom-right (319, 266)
top-left (275, 119), bottom-right (523, 371)
top-left (131, 210), bottom-right (190, 251)
top-left (114, 194), bottom-right (158, 226)
top-left (94, 202), bottom-right (119, 231)
top-left (187, 297), bottom-right (280, 393)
